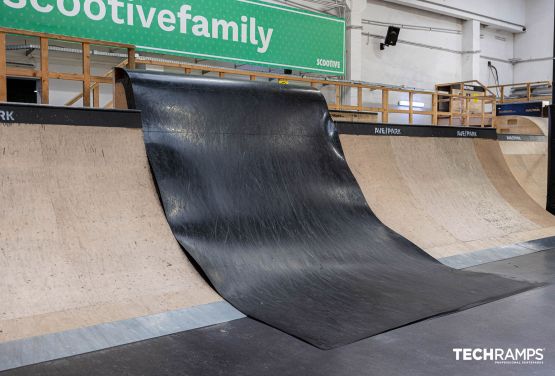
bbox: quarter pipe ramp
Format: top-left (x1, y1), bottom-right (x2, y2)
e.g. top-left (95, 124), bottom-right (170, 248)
top-left (0, 119), bottom-right (221, 344)
top-left (340, 124), bottom-right (555, 259)
top-left (497, 116), bottom-right (548, 207)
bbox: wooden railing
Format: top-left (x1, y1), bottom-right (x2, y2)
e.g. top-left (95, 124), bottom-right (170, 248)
top-left (1, 27), bottom-right (497, 127)
top-left (488, 81), bottom-right (552, 104)
top-left (0, 27), bottom-right (135, 107)
top-left (435, 80), bottom-right (497, 127)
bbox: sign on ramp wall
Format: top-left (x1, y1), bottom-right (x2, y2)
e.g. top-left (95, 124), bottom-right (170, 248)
top-left (0, 0), bottom-right (345, 75)
top-left (117, 69), bottom-right (537, 349)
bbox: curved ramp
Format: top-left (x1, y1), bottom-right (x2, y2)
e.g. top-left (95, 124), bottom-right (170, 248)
top-left (496, 116), bottom-right (548, 135)
top-left (117, 69), bottom-right (536, 350)
top-left (497, 116), bottom-right (548, 207)
top-left (0, 121), bottom-right (221, 344)
top-left (340, 127), bottom-right (555, 259)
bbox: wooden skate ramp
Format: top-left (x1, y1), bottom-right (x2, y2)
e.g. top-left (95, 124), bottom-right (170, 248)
top-left (497, 116), bottom-right (548, 207)
top-left (0, 122), bottom-right (221, 343)
top-left (340, 129), bottom-right (555, 259)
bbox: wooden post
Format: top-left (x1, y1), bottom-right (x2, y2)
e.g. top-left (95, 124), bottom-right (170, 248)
top-left (382, 89), bottom-right (389, 123)
top-left (184, 68), bottom-right (192, 75)
top-left (92, 84), bottom-right (100, 108)
top-left (249, 75), bottom-right (256, 81)
top-left (500, 85), bottom-right (505, 103)
top-left (82, 42), bottom-right (91, 107)
top-left (481, 98), bottom-right (485, 127)
top-left (335, 85), bottom-right (341, 110)
top-left (408, 91), bottom-right (414, 125)
top-left (432, 93), bottom-right (438, 125)
top-left (491, 99), bottom-right (497, 128)
top-left (0, 32), bottom-right (6, 102)
top-left (527, 83), bottom-right (532, 102)
top-left (465, 96), bottom-right (470, 127)
top-left (449, 95), bottom-right (453, 126)
top-left (357, 86), bottom-right (363, 111)
top-left (218, 72), bottom-right (225, 78)
top-left (40, 37), bottom-right (49, 104)
top-left (127, 48), bottom-right (136, 69)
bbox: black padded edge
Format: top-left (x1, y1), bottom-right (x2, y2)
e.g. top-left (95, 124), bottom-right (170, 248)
top-left (497, 134), bottom-right (547, 142)
top-left (336, 122), bottom-right (497, 139)
top-left (0, 103), bottom-right (141, 128)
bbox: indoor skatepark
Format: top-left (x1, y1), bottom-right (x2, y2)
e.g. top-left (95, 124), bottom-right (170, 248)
top-left (1, 0), bottom-right (555, 375)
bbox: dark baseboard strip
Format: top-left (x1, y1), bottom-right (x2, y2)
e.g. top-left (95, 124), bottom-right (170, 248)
top-left (336, 122), bottom-right (497, 139)
top-left (497, 134), bottom-right (547, 142)
top-left (0, 103), bottom-right (141, 128)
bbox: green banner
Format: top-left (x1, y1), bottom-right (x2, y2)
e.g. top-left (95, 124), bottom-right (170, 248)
top-left (0, 0), bottom-right (345, 75)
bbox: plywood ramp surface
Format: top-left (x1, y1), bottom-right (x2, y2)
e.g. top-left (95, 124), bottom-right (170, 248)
top-left (497, 117), bottom-right (548, 207)
top-left (496, 116), bottom-right (548, 135)
top-left (0, 123), bottom-right (220, 343)
top-left (340, 135), bottom-right (555, 258)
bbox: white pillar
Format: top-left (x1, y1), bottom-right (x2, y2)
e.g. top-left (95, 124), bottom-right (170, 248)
top-left (462, 19), bottom-right (481, 81)
top-left (346, 0), bottom-right (367, 106)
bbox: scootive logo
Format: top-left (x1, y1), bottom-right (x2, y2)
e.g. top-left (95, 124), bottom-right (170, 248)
top-left (456, 130), bottom-right (478, 137)
top-left (453, 348), bottom-right (545, 365)
top-left (374, 127), bottom-right (402, 135)
top-left (316, 59), bottom-right (341, 69)
top-left (0, 110), bottom-right (15, 121)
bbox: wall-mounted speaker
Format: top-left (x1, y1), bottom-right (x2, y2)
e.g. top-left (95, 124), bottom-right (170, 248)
top-left (380, 26), bottom-right (401, 50)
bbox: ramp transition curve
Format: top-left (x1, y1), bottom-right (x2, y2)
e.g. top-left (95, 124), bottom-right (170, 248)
top-left (116, 69), bottom-right (536, 349)
top-left (340, 123), bottom-right (554, 259)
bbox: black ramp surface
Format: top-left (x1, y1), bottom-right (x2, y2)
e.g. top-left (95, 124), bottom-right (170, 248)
top-left (117, 69), bottom-right (537, 349)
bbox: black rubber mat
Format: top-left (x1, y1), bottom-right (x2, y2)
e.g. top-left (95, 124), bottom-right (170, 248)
top-left (116, 69), bottom-right (538, 349)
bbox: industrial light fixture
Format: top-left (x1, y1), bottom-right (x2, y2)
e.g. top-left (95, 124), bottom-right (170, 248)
top-left (399, 100), bottom-right (425, 108)
top-left (380, 26), bottom-right (401, 50)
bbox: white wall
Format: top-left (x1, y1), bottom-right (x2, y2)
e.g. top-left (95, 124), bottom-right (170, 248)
top-left (479, 27), bottom-right (514, 86)
top-left (400, 0), bottom-right (526, 26)
top-left (362, 0), bottom-right (463, 88)
top-left (514, 0), bottom-right (554, 83)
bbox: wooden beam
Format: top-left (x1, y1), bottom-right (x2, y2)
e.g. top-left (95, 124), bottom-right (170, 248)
top-left (408, 92), bottom-right (414, 125)
top-left (48, 72), bottom-right (84, 81)
top-left (432, 93), bottom-right (438, 125)
top-left (82, 43), bottom-right (91, 107)
top-left (92, 84), bottom-right (100, 108)
top-left (0, 27), bottom-right (134, 49)
top-left (0, 32), bottom-right (6, 102)
top-left (127, 48), bottom-right (136, 69)
top-left (357, 86), bottom-right (363, 111)
top-left (40, 37), bottom-right (49, 104)
top-left (382, 89), bottom-right (389, 123)
top-left (481, 99), bottom-right (485, 127)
